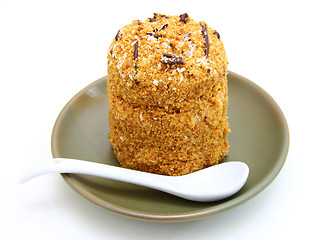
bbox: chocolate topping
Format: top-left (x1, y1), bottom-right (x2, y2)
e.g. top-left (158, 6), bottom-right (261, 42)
top-left (154, 34), bottom-right (163, 39)
top-left (157, 23), bottom-right (168, 32)
top-left (169, 43), bottom-right (176, 50)
top-left (154, 13), bottom-right (168, 18)
top-left (214, 30), bottom-right (220, 39)
top-left (162, 53), bottom-right (184, 65)
top-left (115, 30), bottom-right (120, 41)
top-left (147, 32), bottom-right (163, 39)
top-left (179, 13), bottom-right (189, 23)
top-left (134, 41), bottom-right (138, 60)
top-left (200, 22), bottom-right (209, 57)
top-left (134, 41), bottom-right (139, 84)
top-left (147, 24), bottom-right (168, 39)
top-left (149, 13), bottom-right (168, 22)
top-left (162, 53), bottom-right (175, 58)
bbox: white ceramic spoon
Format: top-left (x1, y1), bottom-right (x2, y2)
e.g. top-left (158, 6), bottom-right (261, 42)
top-left (20, 158), bottom-right (249, 202)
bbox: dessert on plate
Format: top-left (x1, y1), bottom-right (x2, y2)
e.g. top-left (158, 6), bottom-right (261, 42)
top-left (107, 13), bottom-right (230, 176)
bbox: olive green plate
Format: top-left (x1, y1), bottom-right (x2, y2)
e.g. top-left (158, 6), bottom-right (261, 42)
top-left (51, 71), bottom-right (289, 221)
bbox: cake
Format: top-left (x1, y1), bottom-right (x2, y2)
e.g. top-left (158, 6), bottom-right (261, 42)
top-left (107, 13), bottom-right (230, 176)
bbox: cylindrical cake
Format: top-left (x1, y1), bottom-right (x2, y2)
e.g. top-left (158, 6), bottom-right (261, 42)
top-left (107, 13), bottom-right (230, 176)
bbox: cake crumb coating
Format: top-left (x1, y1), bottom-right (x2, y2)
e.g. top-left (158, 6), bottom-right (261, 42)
top-left (107, 13), bottom-right (230, 176)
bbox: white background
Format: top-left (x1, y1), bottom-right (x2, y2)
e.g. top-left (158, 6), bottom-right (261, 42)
top-left (1, 0), bottom-right (319, 239)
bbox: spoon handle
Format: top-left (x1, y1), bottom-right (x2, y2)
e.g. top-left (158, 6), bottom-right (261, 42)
top-left (20, 158), bottom-right (168, 189)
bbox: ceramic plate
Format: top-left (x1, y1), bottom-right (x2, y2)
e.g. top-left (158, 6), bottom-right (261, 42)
top-left (51, 71), bottom-right (289, 221)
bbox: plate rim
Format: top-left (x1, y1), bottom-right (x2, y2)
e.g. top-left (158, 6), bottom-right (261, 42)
top-left (51, 71), bottom-right (289, 222)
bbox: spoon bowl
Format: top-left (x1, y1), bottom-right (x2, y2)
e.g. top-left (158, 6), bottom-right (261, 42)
top-left (20, 158), bottom-right (249, 202)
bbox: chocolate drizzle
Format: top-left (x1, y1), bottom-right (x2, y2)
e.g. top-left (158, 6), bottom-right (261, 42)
top-left (214, 30), bottom-right (220, 39)
top-left (157, 23), bottom-right (168, 32)
top-left (161, 53), bottom-right (184, 65)
top-left (154, 33), bottom-right (163, 39)
top-left (146, 23), bottom-right (168, 39)
top-left (134, 41), bottom-right (139, 60)
top-left (134, 41), bottom-right (139, 84)
top-left (115, 30), bottom-right (120, 41)
top-left (147, 32), bottom-right (163, 39)
top-left (200, 22), bottom-right (209, 57)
